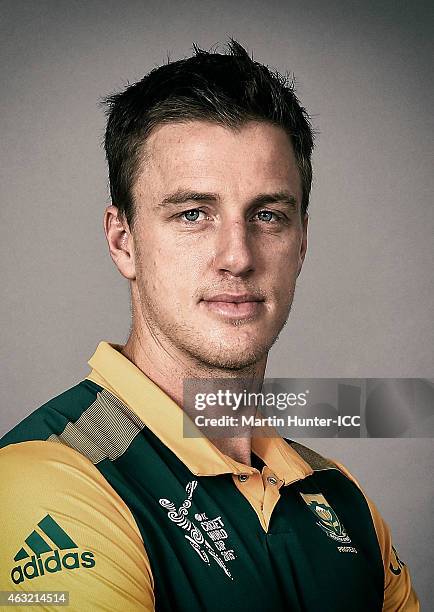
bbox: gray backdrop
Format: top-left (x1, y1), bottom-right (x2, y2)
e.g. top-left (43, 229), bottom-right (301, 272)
top-left (1, 0), bottom-right (433, 607)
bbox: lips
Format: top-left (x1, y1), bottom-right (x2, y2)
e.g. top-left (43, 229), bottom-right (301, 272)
top-left (200, 293), bottom-right (265, 320)
top-left (204, 293), bottom-right (263, 304)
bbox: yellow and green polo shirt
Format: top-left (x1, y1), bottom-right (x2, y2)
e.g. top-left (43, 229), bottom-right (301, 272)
top-left (0, 342), bottom-right (419, 611)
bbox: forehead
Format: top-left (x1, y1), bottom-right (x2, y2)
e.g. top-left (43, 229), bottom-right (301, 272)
top-left (134, 120), bottom-right (302, 201)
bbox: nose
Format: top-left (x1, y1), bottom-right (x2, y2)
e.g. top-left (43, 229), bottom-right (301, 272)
top-left (213, 219), bottom-right (255, 277)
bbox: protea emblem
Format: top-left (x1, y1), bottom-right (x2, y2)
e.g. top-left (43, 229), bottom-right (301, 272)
top-left (314, 505), bottom-right (333, 522)
top-left (300, 493), bottom-right (352, 543)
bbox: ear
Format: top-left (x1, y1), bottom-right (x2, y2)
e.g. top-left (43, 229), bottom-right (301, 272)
top-left (104, 205), bottom-right (136, 280)
top-left (297, 213), bottom-right (308, 277)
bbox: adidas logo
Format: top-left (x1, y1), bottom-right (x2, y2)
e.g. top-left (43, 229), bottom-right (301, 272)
top-left (11, 514), bottom-right (95, 584)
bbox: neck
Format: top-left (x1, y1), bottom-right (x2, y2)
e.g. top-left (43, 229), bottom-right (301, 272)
top-left (122, 328), bottom-right (266, 394)
top-left (121, 318), bottom-right (267, 468)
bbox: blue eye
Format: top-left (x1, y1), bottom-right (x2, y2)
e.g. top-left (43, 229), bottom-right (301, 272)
top-left (182, 209), bottom-right (202, 222)
top-left (256, 210), bottom-right (277, 222)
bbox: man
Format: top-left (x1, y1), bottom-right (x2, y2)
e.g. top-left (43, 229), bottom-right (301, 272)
top-left (0, 41), bottom-right (418, 611)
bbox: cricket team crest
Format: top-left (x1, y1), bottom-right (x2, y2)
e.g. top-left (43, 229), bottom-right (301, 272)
top-left (300, 493), bottom-right (352, 544)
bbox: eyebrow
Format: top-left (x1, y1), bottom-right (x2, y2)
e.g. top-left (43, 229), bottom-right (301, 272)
top-left (160, 189), bottom-right (298, 211)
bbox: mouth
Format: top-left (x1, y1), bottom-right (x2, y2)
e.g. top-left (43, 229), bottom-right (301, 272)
top-left (200, 293), bottom-right (265, 320)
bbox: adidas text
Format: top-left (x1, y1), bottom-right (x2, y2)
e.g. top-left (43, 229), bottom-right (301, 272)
top-left (11, 550), bottom-right (95, 584)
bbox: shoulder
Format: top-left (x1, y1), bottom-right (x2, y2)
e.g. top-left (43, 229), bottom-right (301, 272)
top-left (0, 379), bottom-right (102, 448)
top-left (0, 440), bottom-right (154, 610)
top-left (286, 439), bottom-right (419, 611)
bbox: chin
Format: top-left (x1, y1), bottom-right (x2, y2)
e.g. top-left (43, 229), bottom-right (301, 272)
top-left (187, 336), bottom-right (275, 372)
top-left (195, 354), bottom-right (264, 371)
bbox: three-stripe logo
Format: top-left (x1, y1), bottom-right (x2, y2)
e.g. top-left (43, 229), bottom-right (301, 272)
top-left (14, 514), bottom-right (78, 561)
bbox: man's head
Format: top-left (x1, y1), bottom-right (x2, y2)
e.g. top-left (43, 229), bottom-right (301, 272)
top-left (103, 41), bottom-right (314, 372)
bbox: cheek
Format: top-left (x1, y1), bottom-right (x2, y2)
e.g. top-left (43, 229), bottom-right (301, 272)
top-left (269, 244), bottom-right (301, 300)
top-left (272, 241), bottom-right (300, 274)
top-left (138, 246), bottom-right (203, 300)
top-left (133, 223), bottom-right (202, 302)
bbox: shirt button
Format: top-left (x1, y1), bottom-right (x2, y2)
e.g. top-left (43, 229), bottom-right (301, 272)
top-left (238, 474), bottom-right (249, 482)
top-left (267, 476), bottom-right (278, 486)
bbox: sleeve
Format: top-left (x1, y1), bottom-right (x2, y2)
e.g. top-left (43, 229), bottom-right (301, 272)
top-left (333, 460), bottom-right (420, 612)
top-left (0, 440), bottom-right (155, 611)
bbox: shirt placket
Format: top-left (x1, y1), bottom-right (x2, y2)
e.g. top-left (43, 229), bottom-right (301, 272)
top-left (231, 465), bottom-right (283, 532)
